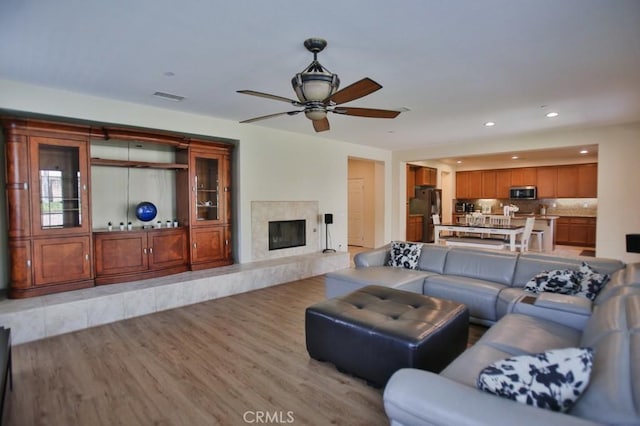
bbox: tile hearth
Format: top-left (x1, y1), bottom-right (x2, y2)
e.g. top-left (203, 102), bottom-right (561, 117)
top-left (0, 251), bottom-right (349, 345)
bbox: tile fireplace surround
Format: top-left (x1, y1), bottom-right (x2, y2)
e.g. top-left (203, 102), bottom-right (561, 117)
top-left (0, 200), bottom-right (347, 345)
top-left (251, 201), bottom-right (321, 261)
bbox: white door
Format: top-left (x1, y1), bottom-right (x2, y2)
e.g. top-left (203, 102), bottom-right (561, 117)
top-left (348, 178), bottom-right (365, 246)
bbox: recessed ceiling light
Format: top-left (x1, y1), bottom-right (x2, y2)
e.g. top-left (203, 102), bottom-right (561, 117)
top-left (580, 149), bottom-right (589, 154)
top-left (456, 160), bottom-right (463, 164)
top-left (545, 112), bottom-right (559, 118)
top-left (511, 156), bottom-right (519, 160)
top-left (484, 121), bottom-right (496, 127)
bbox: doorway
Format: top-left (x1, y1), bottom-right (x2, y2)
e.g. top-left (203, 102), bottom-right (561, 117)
top-left (347, 158), bottom-right (384, 248)
top-left (348, 178), bottom-right (364, 246)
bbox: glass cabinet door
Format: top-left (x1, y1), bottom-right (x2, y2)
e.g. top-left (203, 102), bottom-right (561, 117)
top-left (194, 155), bottom-right (220, 222)
top-left (30, 137), bottom-right (89, 235)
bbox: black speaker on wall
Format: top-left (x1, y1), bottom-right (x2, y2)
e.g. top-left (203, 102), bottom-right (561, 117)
top-left (626, 234), bottom-right (640, 253)
top-left (324, 213), bottom-right (333, 224)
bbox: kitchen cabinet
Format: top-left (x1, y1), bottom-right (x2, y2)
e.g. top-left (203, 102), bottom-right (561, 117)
top-left (536, 166), bottom-right (558, 198)
top-left (556, 166), bottom-right (578, 198)
top-left (456, 163), bottom-right (597, 201)
top-left (406, 165), bottom-right (416, 200)
top-left (456, 170), bottom-right (482, 199)
top-left (481, 170), bottom-right (497, 198)
top-left (407, 215), bottom-right (423, 242)
top-left (94, 228), bottom-right (188, 284)
top-left (415, 166), bottom-right (437, 186)
top-left (495, 169), bottom-right (512, 199)
top-left (556, 164), bottom-right (597, 198)
top-left (555, 216), bottom-right (596, 247)
top-left (577, 163), bottom-right (597, 197)
top-left (510, 167), bottom-right (537, 186)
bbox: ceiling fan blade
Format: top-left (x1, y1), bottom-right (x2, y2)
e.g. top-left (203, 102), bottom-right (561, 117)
top-left (240, 110), bottom-right (302, 123)
top-left (313, 117), bottom-right (330, 132)
top-left (332, 107), bottom-right (401, 119)
top-left (237, 90), bottom-right (300, 105)
top-left (327, 78), bottom-right (383, 105)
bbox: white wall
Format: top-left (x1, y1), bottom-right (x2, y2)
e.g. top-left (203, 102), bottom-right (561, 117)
top-left (0, 79), bottom-right (393, 290)
top-left (393, 123), bottom-right (640, 262)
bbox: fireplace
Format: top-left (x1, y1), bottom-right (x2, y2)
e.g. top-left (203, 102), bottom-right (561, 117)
top-left (269, 219), bottom-right (306, 251)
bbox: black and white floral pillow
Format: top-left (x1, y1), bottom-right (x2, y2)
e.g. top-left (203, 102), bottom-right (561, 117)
top-left (477, 347), bottom-right (594, 412)
top-left (387, 241), bottom-right (423, 269)
top-left (575, 262), bottom-right (610, 301)
top-left (524, 269), bottom-right (580, 295)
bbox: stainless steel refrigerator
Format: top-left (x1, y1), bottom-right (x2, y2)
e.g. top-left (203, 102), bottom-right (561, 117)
top-left (409, 187), bottom-right (442, 243)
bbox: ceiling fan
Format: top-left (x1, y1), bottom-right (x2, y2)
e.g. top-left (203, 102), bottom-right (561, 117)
top-left (237, 38), bottom-right (402, 132)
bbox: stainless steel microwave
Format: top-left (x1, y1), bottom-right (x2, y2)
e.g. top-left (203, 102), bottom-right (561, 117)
top-left (510, 186), bottom-right (537, 199)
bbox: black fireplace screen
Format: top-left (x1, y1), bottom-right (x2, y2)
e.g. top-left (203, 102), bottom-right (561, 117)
top-left (269, 219), bottom-right (306, 251)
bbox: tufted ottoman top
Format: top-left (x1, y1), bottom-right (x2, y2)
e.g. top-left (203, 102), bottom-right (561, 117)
top-left (305, 285), bottom-right (469, 386)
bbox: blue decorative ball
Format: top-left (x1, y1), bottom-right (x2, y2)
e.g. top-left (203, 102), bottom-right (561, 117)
top-left (135, 201), bottom-right (158, 222)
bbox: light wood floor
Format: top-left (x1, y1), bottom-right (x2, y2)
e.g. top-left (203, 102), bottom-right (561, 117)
top-left (5, 276), bottom-right (486, 426)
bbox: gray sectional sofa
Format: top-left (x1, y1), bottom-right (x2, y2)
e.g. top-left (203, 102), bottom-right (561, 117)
top-left (324, 243), bottom-right (640, 425)
top-left (325, 244), bottom-right (624, 325)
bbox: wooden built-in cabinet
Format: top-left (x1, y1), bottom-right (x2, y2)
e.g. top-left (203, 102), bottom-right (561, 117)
top-left (94, 228), bottom-right (188, 285)
top-left (2, 117), bottom-right (234, 298)
top-left (555, 216), bottom-right (596, 247)
top-left (456, 164), bottom-right (597, 199)
top-left (3, 119), bottom-right (94, 298)
top-left (177, 143), bottom-right (233, 270)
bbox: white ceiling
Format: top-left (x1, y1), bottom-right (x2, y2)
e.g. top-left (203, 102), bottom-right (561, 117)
top-left (1, 0), bottom-right (639, 153)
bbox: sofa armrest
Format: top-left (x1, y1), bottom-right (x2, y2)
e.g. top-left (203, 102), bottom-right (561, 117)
top-left (384, 369), bottom-right (598, 426)
top-left (509, 293), bottom-right (592, 330)
top-left (353, 244), bottom-right (390, 268)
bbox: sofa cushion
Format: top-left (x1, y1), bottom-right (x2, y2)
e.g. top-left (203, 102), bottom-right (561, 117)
top-left (571, 293), bottom-right (640, 424)
top-left (496, 287), bottom-right (528, 319)
top-left (388, 241), bottom-right (423, 269)
top-left (524, 269), bottom-right (580, 295)
top-left (441, 313), bottom-right (582, 387)
top-left (477, 347), bottom-right (594, 413)
top-left (575, 262), bottom-right (609, 301)
top-left (416, 244), bottom-right (450, 274)
top-left (593, 262), bottom-right (640, 305)
top-left (513, 254), bottom-right (624, 288)
top-left (324, 266), bottom-right (433, 299)
top-left (443, 248), bottom-right (518, 286)
top-left (423, 275), bottom-right (504, 322)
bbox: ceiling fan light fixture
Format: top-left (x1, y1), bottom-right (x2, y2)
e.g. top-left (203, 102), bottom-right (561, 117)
top-left (304, 105), bottom-right (327, 121)
top-left (292, 71), bottom-right (340, 103)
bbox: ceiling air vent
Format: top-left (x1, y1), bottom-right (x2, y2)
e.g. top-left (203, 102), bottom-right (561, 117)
top-left (152, 91), bottom-right (185, 102)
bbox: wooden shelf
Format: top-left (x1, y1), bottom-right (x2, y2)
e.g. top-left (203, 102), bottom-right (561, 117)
top-left (90, 158), bottom-right (188, 170)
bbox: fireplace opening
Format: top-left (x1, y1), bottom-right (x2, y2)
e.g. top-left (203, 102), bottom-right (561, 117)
top-left (269, 219), bottom-right (306, 251)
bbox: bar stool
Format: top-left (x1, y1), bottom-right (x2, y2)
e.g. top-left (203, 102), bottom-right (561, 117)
top-left (531, 229), bottom-right (544, 251)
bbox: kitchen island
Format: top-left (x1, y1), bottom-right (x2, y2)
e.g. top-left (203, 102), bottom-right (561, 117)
top-left (510, 215), bottom-right (558, 252)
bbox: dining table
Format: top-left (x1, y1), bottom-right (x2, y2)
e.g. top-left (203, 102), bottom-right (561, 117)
top-left (434, 223), bottom-right (526, 252)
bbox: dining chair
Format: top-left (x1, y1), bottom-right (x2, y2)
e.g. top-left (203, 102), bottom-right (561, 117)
top-left (487, 215), bottom-right (511, 239)
top-left (513, 217), bottom-right (535, 252)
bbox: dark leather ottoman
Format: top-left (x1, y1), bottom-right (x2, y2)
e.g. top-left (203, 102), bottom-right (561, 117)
top-left (305, 285), bottom-right (469, 387)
